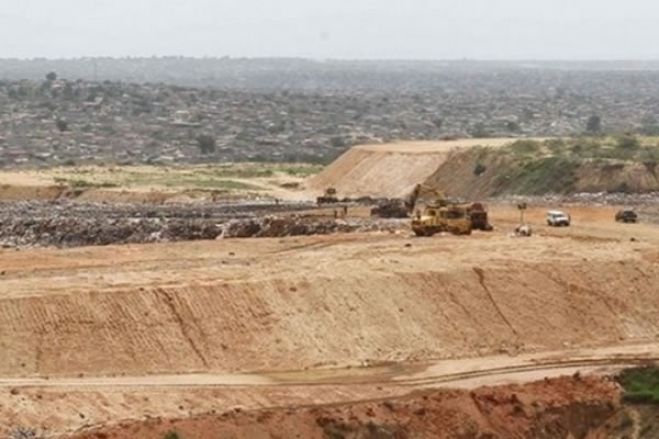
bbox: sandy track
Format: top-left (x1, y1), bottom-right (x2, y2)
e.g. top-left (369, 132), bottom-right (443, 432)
top-left (3, 341), bottom-right (656, 436)
top-left (0, 341), bottom-right (657, 389)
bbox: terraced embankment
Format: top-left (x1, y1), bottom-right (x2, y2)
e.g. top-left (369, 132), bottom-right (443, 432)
top-left (306, 139), bottom-right (516, 198)
top-left (1, 229), bottom-right (659, 379)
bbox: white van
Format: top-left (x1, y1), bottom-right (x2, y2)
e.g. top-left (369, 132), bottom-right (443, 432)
top-left (546, 210), bottom-right (571, 227)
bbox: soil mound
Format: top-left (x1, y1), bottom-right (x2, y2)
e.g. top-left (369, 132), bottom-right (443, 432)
top-left (306, 139), bottom-right (515, 199)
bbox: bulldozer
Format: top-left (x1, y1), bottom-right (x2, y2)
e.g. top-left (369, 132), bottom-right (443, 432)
top-left (316, 187), bottom-right (339, 205)
top-left (411, 202), bottom-right (472, 236)
top-left (406, 184), bottom-right (492, 235)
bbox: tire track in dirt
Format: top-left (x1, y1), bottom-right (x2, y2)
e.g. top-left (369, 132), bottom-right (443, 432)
top-left (154, 288), bottom-right (210, 368)
top-left (473, 267), bottom-right (518, 337)
top-left (0, 353), bottom-right (656, 389)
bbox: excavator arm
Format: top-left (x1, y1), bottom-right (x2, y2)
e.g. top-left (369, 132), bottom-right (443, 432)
top-left (405, 183), bottom-right (447, 213)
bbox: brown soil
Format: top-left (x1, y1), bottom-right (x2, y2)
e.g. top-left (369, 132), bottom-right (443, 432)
top-left (2, 217), bottom-right (659, 379)
top-left (1, 203), bottom-right (659, 436)
top-left (71, 375), bottom-right (620, 439)
top-left (305, 139), bottom-right (518, 198)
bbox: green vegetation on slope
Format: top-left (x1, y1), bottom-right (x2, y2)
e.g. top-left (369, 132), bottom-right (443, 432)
top-left (617, 367), bottom-right (659, 405)
top-left (45, 163), bottom-right (323, 193)
top-left (470, 135), bottom-right (659, 195)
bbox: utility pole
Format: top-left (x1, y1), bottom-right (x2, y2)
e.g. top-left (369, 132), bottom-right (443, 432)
top-left (518, 202), bottom-right (527, 224)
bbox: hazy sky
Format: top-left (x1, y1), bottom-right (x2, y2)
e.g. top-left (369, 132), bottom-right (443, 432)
top-left (2, 0), bottom-right (658, 59)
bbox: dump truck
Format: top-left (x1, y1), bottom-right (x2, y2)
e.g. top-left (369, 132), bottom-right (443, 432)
top-left (466, 202), bottom-right (494, 231)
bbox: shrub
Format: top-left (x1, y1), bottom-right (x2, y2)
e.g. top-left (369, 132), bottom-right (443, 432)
top-left (329, 136), bottom-right (345, 148)
top-left (586, 114), bottom-right (602, 134)
top-left (196, 134), bottom-right (216, 154)
top-left (55, 119), bottom-right (69, 132)
top-left (505, 121), bottom-right (520, 132)
top-left (615, 134), bottom-right (640, 150)
top-left (469, 122), bottom-right (490, 138)
top-left (509, 139), bottom-right (541, 156)
top-left (617, 367), bottom-right (659, 405)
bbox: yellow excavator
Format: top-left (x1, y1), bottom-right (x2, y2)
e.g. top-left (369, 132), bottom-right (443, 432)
top-left (316, 187), bottom-right (339, 204)
top-left (406, 184), bottom-right (492, 236)
top-left (407, 184), bottom-right (472, 236)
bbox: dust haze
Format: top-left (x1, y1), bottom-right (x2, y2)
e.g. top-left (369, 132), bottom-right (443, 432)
top-left (3, 0), bottom-right (659, 59)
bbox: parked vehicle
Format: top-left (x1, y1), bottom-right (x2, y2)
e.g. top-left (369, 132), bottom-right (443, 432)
top-left (615, 209), bottom-right (638, 223)
top-left (546, 210), bottom-right (571, 227)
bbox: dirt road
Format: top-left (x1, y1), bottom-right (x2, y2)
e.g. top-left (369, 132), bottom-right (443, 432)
top-left (1, 341), bottom-right (657, 389)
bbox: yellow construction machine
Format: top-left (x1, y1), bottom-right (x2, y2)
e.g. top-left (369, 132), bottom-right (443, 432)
top-left (411, 202), bottom-right (473, 236)
top-left (316, 187), bottom-right (339, 204)
top-left (408, 184), bottom-right (473, 236)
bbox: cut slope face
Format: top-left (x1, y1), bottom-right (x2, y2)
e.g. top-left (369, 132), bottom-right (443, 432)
top-left (306, 139), bottom-right (515, 198)
top-left (72, 376), bottom-right (619, 439)
top-left (1, 231), bottom-right (658, 378)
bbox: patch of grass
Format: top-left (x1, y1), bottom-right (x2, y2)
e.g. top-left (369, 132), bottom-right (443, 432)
top-left (163, 432), bottom-right (181, 439)
top-left (189, 179), bottom-right (261, 190)
top-left (48, 162), bottom-right (321, 193)
top-left (509, 139), bottom-right (542, 156)
top-left (53, 177), bottom-right (118, 189)
top-left (493, 156), bottom-right (579, 195)
top-left (207, 167), bottom-right (275, 179)
top-left (498, 136), bottom-right (659, 163)
top-left (204, 164), bottom-right (323, 178)
top-left (617, 367), bottom-right (659, 405)
top-left (483, 135), bottom-right (659, 195)
top-left (275, 164), bottom-right (324, 177)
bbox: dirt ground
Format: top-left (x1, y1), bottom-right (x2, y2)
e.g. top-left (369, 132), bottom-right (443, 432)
top-left (1, 142), bottom-right (659, 437)
top-left (71, 375), bottom-right (622, 439)
top-left (1, 201), bottom-right (659, 436)
top-left (0, 163), bottom-right (318, 203)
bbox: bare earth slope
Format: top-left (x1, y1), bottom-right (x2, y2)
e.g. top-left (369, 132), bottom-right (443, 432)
top-left (72, 375), bottom-right (620, 439)
top-left (2, 222), bottom-right (659, 379)
top-left (306, 139), bottom-right (515, 198)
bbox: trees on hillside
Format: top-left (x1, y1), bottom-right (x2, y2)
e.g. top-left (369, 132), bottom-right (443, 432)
top-left (586, 115), bottom-right (602, 134)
